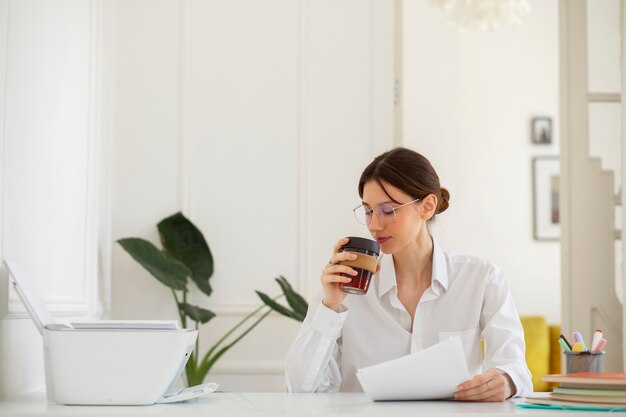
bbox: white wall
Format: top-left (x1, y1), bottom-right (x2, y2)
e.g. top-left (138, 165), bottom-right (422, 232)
top-left (108, 0), bottom-right (394, 392)
top-left (0, 0), bottom-right (103, 399)
top-left (402, 0), bottom-right (561, 323)
top-left (0, 0), bottom-right (562, 399)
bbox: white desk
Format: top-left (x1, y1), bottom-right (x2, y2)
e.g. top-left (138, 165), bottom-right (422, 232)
top-left (0, 392), bottom-right (612, 416)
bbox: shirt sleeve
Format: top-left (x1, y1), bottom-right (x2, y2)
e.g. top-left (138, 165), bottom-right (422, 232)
top-left (480, 265), bottom-right (534, 397)
top-left (285, 291), bottom-right (348, 393)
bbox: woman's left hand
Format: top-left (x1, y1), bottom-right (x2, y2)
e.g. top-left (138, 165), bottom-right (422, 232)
top-left (454, 367), bottom-right (516, 402)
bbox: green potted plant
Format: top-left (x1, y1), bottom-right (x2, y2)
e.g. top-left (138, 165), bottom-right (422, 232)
top-left (117, 212), bottom-right (307, 386)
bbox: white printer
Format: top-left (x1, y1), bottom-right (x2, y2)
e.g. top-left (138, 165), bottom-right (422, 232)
top-left (4, 260), bottom-right (217, 405)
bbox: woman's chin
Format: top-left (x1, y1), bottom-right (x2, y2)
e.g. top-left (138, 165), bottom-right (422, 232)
top-left (380, 243), bottom-right (396, 255)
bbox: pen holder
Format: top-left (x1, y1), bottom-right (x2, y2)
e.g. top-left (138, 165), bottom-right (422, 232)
top-left (564, 351), bottom-right (604, 373)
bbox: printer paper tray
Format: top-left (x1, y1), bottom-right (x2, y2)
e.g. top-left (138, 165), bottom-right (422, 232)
top-left (157, 382), bottom-right (218, 403)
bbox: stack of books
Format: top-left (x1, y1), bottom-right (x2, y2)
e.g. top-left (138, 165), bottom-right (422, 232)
top-left (521, 373), bottom-right (626, 411)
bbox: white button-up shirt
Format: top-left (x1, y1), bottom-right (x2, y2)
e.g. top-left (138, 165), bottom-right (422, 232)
top-left (285, 240), bottom-right (533, 397)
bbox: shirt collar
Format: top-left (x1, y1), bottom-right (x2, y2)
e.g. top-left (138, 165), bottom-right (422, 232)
top-left (376, 239), bottom-right (449, 298)
top-left (431, 240), bottom-right (449, 294)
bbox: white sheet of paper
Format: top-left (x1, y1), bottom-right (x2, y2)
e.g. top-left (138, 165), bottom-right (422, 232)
top-left (356, 336), bottom-right (470, 401)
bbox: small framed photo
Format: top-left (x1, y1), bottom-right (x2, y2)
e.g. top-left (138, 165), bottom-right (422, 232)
top-left (533, 156), bottom-right (560, 241)
top-left (531, 117), bottom-right (552, 144)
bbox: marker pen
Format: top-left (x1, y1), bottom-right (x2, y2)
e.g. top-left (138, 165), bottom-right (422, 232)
top-left (591, 330), bottom-right (603, 352)
top-left (572, 331), bottom-right (587, 351)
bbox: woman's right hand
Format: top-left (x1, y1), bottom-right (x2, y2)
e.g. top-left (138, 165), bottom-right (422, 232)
top-left (320, 237), bottom-right (358, 311)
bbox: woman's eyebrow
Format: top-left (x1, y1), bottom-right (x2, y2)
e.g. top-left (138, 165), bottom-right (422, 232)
top-left (362, 200), bottom-right (394, 206)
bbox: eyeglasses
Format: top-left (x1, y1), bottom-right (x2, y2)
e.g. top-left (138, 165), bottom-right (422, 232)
top-left (353, 197), bottom-right (422, 226)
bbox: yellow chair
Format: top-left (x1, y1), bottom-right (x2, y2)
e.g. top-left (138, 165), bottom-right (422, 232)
top-left (480, 316), bottom-right (560, 391)
top-left (520, 316), bottom-right (561, 392)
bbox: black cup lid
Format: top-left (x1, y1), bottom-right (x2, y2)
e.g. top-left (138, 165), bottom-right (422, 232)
top-left (342, 236), bottom-right (380, 255)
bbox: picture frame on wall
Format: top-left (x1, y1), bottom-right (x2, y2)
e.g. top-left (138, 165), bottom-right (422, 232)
top-left (533, 156), bottom-right (560, 241)
top-left (531, 117), bottom-right (552, 144)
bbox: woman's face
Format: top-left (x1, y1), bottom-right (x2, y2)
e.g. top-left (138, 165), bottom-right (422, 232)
top-left (361, 180), bottom-right (435, 254)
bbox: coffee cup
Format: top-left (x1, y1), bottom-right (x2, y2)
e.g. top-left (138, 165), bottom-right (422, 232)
top-left (338, 237), bottom-right (380, 295)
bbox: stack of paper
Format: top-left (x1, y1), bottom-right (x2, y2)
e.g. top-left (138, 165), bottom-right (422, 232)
top-left (356, 336), bottom-right (470, 401)
top-left (522, 373), bottom-right (626, 411)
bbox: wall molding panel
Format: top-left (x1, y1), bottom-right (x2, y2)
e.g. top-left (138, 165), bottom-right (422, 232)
top-left (4, 0), bottom-right (101, 320)
top-left (174, 0), bottom-right (395, 312)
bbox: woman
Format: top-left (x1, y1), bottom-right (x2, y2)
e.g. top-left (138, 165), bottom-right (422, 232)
top-left (285, 147), bottom-right (532, 401)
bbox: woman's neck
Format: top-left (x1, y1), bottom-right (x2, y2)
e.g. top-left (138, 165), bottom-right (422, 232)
top-left (392, 230), bottom-right (434, 289)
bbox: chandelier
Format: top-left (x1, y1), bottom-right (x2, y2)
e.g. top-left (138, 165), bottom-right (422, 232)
top-left (433, 0), bottom-right (532, 30)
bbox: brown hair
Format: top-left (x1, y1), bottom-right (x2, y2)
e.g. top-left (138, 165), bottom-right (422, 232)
top-left (358, 147), bottom-right (450, 217)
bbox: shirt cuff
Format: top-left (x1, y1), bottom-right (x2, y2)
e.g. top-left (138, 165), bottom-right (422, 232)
top-left (495, 365), bottom-right (530, 398)
top-left (310, 301), bottom-right (348, 336)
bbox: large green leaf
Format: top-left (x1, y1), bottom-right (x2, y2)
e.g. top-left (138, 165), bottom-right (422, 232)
top-left (117, 238), bottom-right (190, 291)
top-left (158, 212), bottom-right (214, 296)
top-left (255, 290), bottom-right (298, 320)
top-left (178, 302), bottom-right (216, 324)
top-left (275, 276), bottom-right (308, 320)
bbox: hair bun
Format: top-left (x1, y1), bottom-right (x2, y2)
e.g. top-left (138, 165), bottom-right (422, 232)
top-left (437, 187), bottom-right (450, 214)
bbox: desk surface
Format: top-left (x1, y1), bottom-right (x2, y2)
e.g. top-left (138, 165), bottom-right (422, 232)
top-left (0, 392), bottom-right (611, 416)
